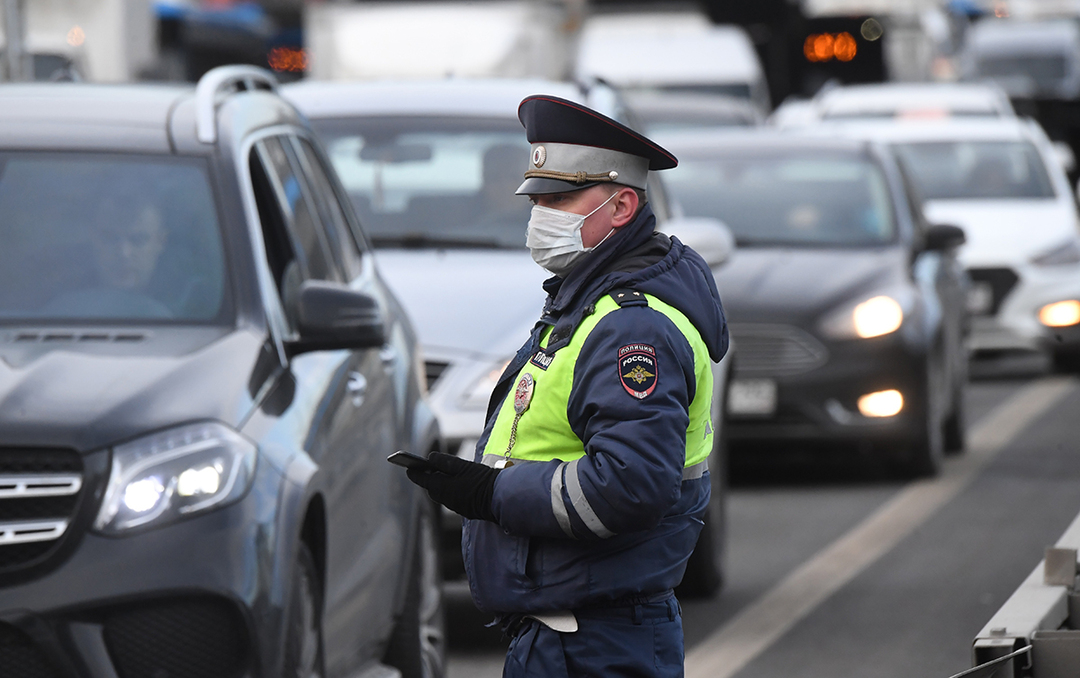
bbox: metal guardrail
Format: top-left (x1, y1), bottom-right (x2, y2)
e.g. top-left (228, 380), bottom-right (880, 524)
top-left (194, 65), bottom-right (279, 145)
top-left (967, 510), bottom-right (1080, 678)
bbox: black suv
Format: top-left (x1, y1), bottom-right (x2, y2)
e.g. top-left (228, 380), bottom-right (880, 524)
top-left (0, 67), bottom-right (444, 678)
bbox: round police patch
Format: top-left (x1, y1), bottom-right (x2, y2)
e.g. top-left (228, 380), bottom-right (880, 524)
top-left (618, 344), bottom-right (657, 399)
top-left (533, 145), bottom-right (547, 168)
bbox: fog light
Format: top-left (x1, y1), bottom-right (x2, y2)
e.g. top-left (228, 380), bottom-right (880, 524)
top-left (857, 389), bottom-right (904, 418)
top-left (1039, 300), bottom-right (1080, 327)
top-left (123, 477), bottom-right (164, 513)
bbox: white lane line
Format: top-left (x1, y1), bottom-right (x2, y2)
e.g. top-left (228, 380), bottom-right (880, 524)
top-left (686, 377), bottom-right (1076, 678)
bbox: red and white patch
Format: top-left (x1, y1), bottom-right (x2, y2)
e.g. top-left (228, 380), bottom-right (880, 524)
top-left (618, 344), bottom-right (657, 399)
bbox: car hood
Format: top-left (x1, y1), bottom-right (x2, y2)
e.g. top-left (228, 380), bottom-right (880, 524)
top-left (714, 246), bottom-right (906, 324)
top-left (0, 327), bottom-right (266, 452)
top-left (923, 199), bottom-right (1078, 266)
top-left (373, 249), bottom-right (549, 359)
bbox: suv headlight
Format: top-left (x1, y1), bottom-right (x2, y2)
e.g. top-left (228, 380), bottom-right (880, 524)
top-left (459, 359), bottom-right (511, 410)
top-left (94, 422), bottom-right (257, 535)
top-left (820, 293), bottom-right (908, 340)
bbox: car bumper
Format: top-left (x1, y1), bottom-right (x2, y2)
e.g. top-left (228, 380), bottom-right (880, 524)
top-left (969, 263), bottom-right (1080, 355)
top-left (0, 451), bottom-right (286, 678)
top-left (727, 336), bottom-right (930, 446)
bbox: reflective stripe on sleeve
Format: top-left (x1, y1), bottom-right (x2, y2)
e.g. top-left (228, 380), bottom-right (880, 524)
top-left (549, 462), bottom-right (575, 538)
top-left (682, 459), bottom-right (709, 480)
top-left (565, 458), bottom-right (615, 539)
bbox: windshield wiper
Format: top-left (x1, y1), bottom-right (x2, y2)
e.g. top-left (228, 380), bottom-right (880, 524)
top-left (371, 234), bottom-right (508, 250)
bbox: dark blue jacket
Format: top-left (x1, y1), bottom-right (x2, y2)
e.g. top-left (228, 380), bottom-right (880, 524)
top-left (462, 203), bottom-right (728, 614)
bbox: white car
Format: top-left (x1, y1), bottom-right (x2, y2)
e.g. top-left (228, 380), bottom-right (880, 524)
top-left (772, 82), bottom-right (1015, 127)
top-left (820, 116), bottom-right (1080, 368)
top-left (283, 78), bottom-right (734, 596)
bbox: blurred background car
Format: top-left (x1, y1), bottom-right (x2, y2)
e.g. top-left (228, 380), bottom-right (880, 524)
top-left (960, 18), bottom-right (1080, 101)
top-left (0, 67), bottom-right (444, 678)
top-left (575, 8), bottom-right (771, 112)
top-left (824, 112), bottom-right (1080, 371)
top-left (809, 81), bottom-right (1017, 121)
top-left (284, 76), bottom-right (735, 598)
top-left (658, 130), bottom-right (969, 477)
top-left (623, 90), bottom-right (765, 134)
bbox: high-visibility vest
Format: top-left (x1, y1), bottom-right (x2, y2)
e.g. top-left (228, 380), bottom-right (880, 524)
top-left (481, 291), bottom-right (713, 469)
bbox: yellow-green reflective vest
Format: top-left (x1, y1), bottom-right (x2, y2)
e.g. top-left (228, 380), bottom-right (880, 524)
top-left (482, 292), bottom-right (713, 468)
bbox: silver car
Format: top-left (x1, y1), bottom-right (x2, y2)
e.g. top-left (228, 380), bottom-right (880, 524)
top-left (284, 78), bottom-right (733, 597)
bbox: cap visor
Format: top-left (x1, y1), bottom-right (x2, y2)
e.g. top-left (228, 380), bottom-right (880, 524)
top-left (515, 177), bottom-right (602, 195)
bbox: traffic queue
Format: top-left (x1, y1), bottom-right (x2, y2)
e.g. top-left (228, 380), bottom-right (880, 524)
top-left (3, 5), bottom-right (1080, 678)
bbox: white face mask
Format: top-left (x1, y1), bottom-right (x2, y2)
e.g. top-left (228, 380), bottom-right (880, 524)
top-left (526, 191), bottom-right (618, 276)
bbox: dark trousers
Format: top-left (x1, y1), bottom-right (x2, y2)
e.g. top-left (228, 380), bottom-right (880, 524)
top-left (503, 595), bottom-right (684, 678)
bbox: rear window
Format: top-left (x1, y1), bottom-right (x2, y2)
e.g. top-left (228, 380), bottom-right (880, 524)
top-left (0, 154), bottom-right (230, 324)
top-left (665, 150), bottom-right (897, 247)
top-left (893, 141), bottom-right (1055, 200)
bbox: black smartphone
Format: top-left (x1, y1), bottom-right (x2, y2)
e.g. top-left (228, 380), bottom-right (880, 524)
top-left (387, 451), bottom-right (435, 471)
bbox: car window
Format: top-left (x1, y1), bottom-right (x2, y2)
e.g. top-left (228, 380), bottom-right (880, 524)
top-left (292, 137), bottom-right (366, 281)
top-left (311, 116), bottom-right (532, 249)
top-left (892, 141), bottom-right (1055, 200)
top-left (665, 151), bottom-right (897, 247)
top-left (257, 137), bottom-right (340, 281)
top-left (0, 153), bottom-right (229, 323)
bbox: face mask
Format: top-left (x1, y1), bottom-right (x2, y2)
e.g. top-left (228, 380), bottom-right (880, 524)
top-left (526, 191), bottom-right (618, 276)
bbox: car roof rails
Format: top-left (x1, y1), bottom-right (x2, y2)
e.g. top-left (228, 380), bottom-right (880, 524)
top-left (195, 65), bottom-right (279, 144)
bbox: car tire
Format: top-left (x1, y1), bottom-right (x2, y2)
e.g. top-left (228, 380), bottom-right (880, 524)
top-left (677, 428), bottom-right (727, 599)
top-left (384, 500), bottom-right (446, 678)
top-left (283, 543), bottom-right (325, 678)
top-left (943, 381), bottom-right (965, 455)
top-left (904, 364), bottom-right (945, 478)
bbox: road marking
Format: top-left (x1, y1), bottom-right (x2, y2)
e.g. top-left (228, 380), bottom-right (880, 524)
top-left (685, 377), bottom-right (1076, 678)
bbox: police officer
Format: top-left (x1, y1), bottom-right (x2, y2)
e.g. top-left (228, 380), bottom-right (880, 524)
top-left (405, 95), bottom-right (728, 677)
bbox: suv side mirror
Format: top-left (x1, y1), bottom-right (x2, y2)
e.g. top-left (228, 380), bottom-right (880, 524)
top-left (924, 223), bottom-right (966, 251)
top-left (659, 217), bottom-right (736, 268)
top-left (290, 280), bottom-right (385, 354)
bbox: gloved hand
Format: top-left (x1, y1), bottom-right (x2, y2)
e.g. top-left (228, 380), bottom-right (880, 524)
top-left (406, 453), bottom-right (499, 522)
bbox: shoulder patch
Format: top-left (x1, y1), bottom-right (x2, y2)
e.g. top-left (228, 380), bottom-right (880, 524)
top-left (618, 344), bottom-right (658, 399)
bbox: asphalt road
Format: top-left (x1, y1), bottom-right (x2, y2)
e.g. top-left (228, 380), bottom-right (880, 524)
top-left (446, 362), bottom-right (1080, 678)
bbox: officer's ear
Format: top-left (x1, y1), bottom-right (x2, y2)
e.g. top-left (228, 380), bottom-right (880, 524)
top-left (610, 187), bottom-right (640, 228)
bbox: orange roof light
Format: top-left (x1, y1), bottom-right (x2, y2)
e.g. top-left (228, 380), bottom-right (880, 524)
top-left (804, 32), bottom-right (858, 63)
top-left (268, 47), bottom-right (308, 73)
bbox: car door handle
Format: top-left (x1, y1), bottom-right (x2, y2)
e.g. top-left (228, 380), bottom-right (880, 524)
top-left (346, 371), bottom-right (367, 407)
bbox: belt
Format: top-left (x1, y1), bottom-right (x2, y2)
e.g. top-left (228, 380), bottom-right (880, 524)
top-left (501, 590), bottom-right (678, 637)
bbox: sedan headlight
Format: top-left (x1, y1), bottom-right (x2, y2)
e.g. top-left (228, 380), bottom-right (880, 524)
top-left (1031, 238), bottom-right (1080, 267)
top-left (820, 293), bottom-right (907, 340)
top-left (95, 422), bottom-right (256, 535)
top-left (459, 360), bottom-right (511, 410)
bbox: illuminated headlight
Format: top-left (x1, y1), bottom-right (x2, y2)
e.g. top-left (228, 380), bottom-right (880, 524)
top-left (1039, 300), bottom-right (1080, 327)
top-left (95, 422), bottom-right (256, 534)
top-left (459, 360), bottom-right (511, 410)
top-left (852, 296), bottom-right (904, 338)
top-left (821, 294), bottom-right (907, 340)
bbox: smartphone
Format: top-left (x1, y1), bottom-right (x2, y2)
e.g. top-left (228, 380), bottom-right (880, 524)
top-left (387, 450), bottom-right (436, 471)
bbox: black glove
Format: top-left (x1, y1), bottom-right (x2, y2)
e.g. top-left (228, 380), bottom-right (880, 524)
top-left (406, 453), bottom-right (499, 522)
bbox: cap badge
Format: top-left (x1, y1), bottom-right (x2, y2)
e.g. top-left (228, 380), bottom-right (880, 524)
top-left (532, 146), bottom-right (547, 168)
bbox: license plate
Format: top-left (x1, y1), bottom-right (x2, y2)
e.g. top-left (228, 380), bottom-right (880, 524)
top-left (967, 282), bottom-right (994, 315)
top-left (727, 379), bottom-right (777, 416)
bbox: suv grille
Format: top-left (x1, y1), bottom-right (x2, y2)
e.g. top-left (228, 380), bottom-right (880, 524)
top-left (729, 323), bottom-right (829, 377)
top-left (0, 623), bottom-right (61, 678)
top-left (0, 449), bottom-right (83, 573)
top-left (103, 597), bottom-right (248, 678)
top-left (967, 267), bottom-right (1019, 316)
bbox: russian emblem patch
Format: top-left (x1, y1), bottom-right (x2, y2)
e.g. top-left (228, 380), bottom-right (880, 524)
top-left (618, 344), bottom-right (657, 399)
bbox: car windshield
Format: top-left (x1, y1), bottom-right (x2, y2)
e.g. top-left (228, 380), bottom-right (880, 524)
top-left (665, 151), bottom-right (897, 247)
top-left (978, 55), bottom-right (1068, 94)
top-left (892, 140), bottom-right (1056, 200)
top-left (0, 153), bottom-right (229, 324)
top-left (312, 116), bottom-right (532, 249)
